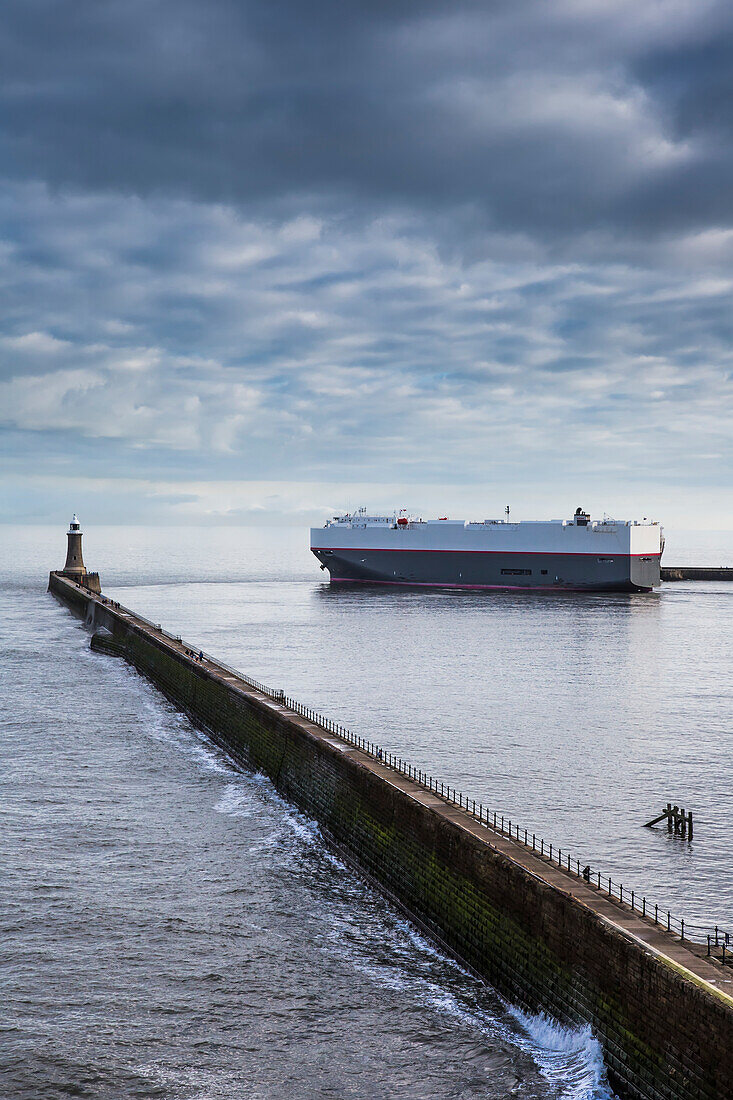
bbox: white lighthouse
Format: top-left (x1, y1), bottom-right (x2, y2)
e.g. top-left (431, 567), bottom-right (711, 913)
top-left (63, 514), bottom-right (86, 576)
top-left (59, 514), bottom-right (101, 593)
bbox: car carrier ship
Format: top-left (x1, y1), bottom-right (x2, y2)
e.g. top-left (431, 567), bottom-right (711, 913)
top-left (310, 507), bottom-right (663, 592)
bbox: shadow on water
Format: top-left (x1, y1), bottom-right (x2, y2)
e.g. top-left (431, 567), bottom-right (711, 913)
top-left (312, 578), bottom-right (662, 615)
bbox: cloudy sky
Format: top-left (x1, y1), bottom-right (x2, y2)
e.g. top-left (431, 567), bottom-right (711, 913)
top-left (1, 0), bottom-right (732, 526)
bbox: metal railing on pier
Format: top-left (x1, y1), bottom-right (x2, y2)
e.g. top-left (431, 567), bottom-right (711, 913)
top-left (92, 586), bottom-right (733, 964)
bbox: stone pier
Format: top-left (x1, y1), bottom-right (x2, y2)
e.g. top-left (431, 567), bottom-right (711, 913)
top-left (662, 566), bottom-right (733, 581)
top-left (48, 570), bottom-right (733, 1100)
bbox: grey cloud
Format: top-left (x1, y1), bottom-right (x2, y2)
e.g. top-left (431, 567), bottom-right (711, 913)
top-left (1, 2), bottom-right (732, 525)
top-left (0, 183), bottom-right (730, 496)
top-left (2, 1), bottom-right (732, 244)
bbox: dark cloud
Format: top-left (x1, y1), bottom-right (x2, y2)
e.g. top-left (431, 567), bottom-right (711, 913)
top-left (2, 0), bottom-right (733, 243)
top-left (0, 1), bottom-right (732, 525)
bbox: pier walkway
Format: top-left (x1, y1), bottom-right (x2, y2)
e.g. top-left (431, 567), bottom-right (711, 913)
top-left (49, 571), bottom-right (733, 1100)
top-left (76, 578), bottom-right (732, 1001)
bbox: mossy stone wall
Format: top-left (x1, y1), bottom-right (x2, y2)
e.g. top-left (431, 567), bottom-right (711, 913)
top-left (49, 573), bottom-right (733, 1100)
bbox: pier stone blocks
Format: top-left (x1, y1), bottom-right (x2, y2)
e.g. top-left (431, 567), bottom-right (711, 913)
top-left (48, 568), bottom-right (733, 1100)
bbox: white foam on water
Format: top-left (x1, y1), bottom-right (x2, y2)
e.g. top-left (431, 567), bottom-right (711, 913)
top-left (89, 648), bottom-right (617, 1099)
top-left (202, 754), bottom-right (618, 1098)
top-left (97, 657), bottom-right (239, 780)
top-left (309, 874), bottom-right (618, 1100)
top-left (183, 742), bottom-right (233, 775)
top-left (217, 769), bottom-right (351, 866)
top-left (213, 781), bottom-right (260, 818)
top-left (326, 928), bottom-right (616, 1098)
top-left (508, 1007), bottom-right (616, 1099)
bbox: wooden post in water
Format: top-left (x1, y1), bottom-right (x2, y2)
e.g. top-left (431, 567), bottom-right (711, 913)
top-left (644, 803), bottom-right (694, 839)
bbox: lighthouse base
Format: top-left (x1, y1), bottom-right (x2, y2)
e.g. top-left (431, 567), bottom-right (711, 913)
top-left (52, 570), bottom-right (101, 595)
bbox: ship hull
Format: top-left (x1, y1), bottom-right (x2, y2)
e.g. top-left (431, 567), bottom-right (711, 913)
top-left (312, 548), bottom-right (660, 593)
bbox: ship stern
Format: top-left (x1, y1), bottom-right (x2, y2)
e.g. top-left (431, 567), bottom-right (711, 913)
top-left (629, 524), bottom-right (662, 591)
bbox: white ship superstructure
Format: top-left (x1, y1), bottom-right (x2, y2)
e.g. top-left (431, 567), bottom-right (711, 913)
top-left (310, 508), bottom-right (663, 592)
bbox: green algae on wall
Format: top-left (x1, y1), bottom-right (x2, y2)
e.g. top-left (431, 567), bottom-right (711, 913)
top-left (48, 572), bottom-right (733, 1100)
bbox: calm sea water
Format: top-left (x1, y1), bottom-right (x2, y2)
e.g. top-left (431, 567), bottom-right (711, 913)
top-left (2, 525), bottom-right (732, 1100)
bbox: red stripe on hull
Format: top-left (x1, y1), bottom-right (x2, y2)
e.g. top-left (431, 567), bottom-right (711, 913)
top-left (314, 547), bottom-right (660, 559)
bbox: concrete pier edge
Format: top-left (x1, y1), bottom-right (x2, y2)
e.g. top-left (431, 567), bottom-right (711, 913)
top-left (662, 566), bottom-right (733, 581)
top-left (48, 570), bottom-right (733, 1100)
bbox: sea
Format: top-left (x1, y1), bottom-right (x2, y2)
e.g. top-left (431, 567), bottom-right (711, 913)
top-left (2, 524), bottom-right (731, 1100)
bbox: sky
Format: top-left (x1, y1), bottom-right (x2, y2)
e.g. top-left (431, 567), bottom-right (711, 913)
top-left (1, 0), bottom-right (732, 527)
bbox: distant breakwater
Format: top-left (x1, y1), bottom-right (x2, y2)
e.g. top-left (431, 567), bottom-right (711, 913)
top-left (49, 570), bottom-right (733, 1100)
top-left (662, 566), bottom-right (733, 581)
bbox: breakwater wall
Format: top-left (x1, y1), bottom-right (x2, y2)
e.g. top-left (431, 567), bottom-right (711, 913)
top-left (49, 571), bottom-right (733, 1100)
top-left (662, 566), bottom-right (733, 582)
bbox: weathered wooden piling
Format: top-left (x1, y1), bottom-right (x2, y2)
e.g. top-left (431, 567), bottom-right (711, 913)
top-left (645, 803), bottom-right (693, 838)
